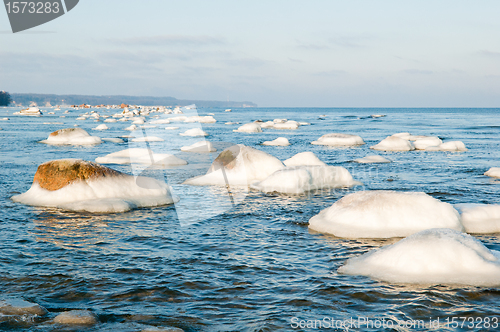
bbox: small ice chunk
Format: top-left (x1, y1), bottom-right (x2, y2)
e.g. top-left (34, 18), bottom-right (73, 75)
top-left (425, 141), bottom-right (467, 152)
top-left (413, 137), bottom-right (443, 150)
top-left (124, 124), bottom-right (138, 131)
top-left (39, 128), bottom-right (102, 145)
top-left (181, 141), bottom-right (217, 153)
top-left (354, 155), bottom-right (391, 163)
top-left (311, 133), bottom-right (365, 146)
top-left (53, 310), bottom-right (97, 325)
top-left (151, 119), bottom-right (171, 124)
top-left (96, 148), bottom-right (187, 166)
top-left (234, 123), bottom-right (262, 133)
top-left (180, 128), bottom-right (209, 137)
top-left (102, 138), bottom-right (124, 143)
top-left (338, 228), bottom-right (500, 286)
top-left (457, 204), bottom-right (500, 234)
top-left (262, 137), bottom-right (290, 146)
top-left (309, 190), bottom-right (463, 238)
top-left (370, 136), bottom-right (414, 151)
top-left (132, 118), bottom-right (145, 124)
top-left (131, 136), bottom-right (164, 142)
top-left (251, 166), bottom-right (360, 194)
top-left (94, 124), bottom-right (109, 130)
top-left (104, 118), bottom-right (117, 123)
top-left (184, 115), bottom-right (216, 123)
top-left (284, 152), bottom-right (326, 167)
top-left (485, 167), bottom-right (500, 178)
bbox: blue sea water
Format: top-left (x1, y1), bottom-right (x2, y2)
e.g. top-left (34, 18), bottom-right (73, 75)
top-left (0, 106), bottom-right (500, 331)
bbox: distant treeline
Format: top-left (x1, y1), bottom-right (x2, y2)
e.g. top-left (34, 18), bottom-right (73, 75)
top-left (10, 93), bottom-right (257, 108)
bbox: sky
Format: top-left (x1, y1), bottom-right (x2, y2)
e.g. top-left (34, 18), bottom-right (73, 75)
top-left (1, 0), bottom-right (500, 107)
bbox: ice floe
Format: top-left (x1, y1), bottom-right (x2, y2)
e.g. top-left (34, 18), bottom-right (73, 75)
top-left (370, 136), bottom-right (414, 151)
top-left (234, 123), bottom-right (262, 133)
top-left (309, 190), bottom-right (462, 238)
top-left (338, 228), bottom-right (500, 286)
top-left (39, 128), bottom-right (102, 145)
top-left (457, 204), bottom-right (500, 234)
top-left (96, 148), bottom-right (187, 166)
top-left (262, 137), bottom-right (290, 146)
top-left (181, 141), bottom-right (217, 153)
top-left (485, 167), bottom-right (500, 178)
top-left (354, 155), bottom-right (391, 163)
top-left (184, 144), bottom-right (284, 186)
top-left (12, 159), bottom-right (178, 213)
top-left (425, 141), bottom-right (467, 152)
top-left (283, 152), bottom-right (326, 167)
top-left (251, 166), bottom-right (360, 194)
top-left (311, 133), bottom-right (365, 147)
top-left (180, 128), bottom-right (209, 137)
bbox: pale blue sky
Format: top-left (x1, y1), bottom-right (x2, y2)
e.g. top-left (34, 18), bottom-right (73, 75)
top-left (1, 0), bottom-right (500, 107)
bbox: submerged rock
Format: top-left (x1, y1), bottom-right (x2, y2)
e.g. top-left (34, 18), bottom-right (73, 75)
top-left (53, 310), bottom-right (97, 325)
top-left (0, 298), bottom-right (48, 316)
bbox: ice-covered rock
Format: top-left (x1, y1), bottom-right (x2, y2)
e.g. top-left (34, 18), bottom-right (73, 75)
top-left (251, 166), bottom-right (360, 194)
top-left (14, 107), bottom-right (42, 116)
top-left (104, 118), bottom-right (117, 123)
top-left (260, 121), bottom-right (275, 129)
top-left (311, 133), bottom-right (365, 147)
top-left (354, 155), bottom-right (391, 163)
top-left (413, 137), bottom-right (443, 150)
top-left (0, 298), bottom-right (48, 316)
top-left (485, 167), bottom-right (500, 178)
top-left (94, 124), bottom-right (109, 130)
top-left (11, 159), bottom-right (178, 213)
top-left (165, 126), bottom-right (179, 130)
top-left (124, 124), bottom-right (138, 131)
top-left (309, 190), bottom-right (462, 238)
top-left (370, 136), bottom-right (414, 151)
top-left (234, 123), bottom-right (262, 133)
top-left (96, 148), bottom-right (187, 166)
top-left (338, 228), bottom-right (500, 286)
top-left (184, 144), bottom-right (284, 186)
top-left (262, 137), bottom-right (290, 146)
top-left (131, 136), bottom-right (164, 142)
top-left (181, 141), bottom-right (217, 153)
top-left (151, 119), bottom-right (171, 124)
top-left (39, 128), bottom-right (102, 145)
top-left (457, 204), bottom-right (500, 234)
top-left (425, 141), bottom-right (467, 152)
top-left (273, 120), bottom-right (299, 130)
top-left (102, 138), bottom-right (124, 143)
top-left (283, 152), bottom-right (326, 167)
top-left (180, 128), bottom-right (209, 137)
top-left (184, 115), bottom-right (216, 123)
top-left (53, 310), bottom-right (97, 325)
top-left (132, 118), bottom-right (145, 124)
top-left (167, 116), bottom-right (187, 122)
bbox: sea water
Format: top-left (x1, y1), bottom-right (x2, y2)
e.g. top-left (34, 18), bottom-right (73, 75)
top-left (0, 107), bottom-right (499, 331)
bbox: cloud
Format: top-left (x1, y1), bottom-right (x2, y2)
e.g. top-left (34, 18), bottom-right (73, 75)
top-left (479, 50), bottom-right (500, 57)
top-left (313, 70), bottom-right (347, 77)
top-left (403, 69), bottom-right (434, 75)
top-left (111, 35), bottom-right (226, 47)
top-left (296, 33), bottom-right (374, 51)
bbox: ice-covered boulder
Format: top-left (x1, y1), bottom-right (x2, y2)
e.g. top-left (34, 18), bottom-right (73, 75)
top-left (104, 118), bottom-right (117, 123)
top-left (457, 204), bottom-right (500, 234)
top-left (354, 155), bottom-right (391, 163)
top-left (311, 133), bottom-right (365, 147)
top-left (14, 107), bottom-right (42, 116)
top-left (184, 115), bottom-right (216, 123)
top-left (151, 119), bottom-right (171, 124)
top-left (338, 228), bottom-right (500, 286)
top-left (165, 126), bottom-right (179, 130)
top-left (0, 298), bottom-right (48, 316)
top-left (96, 148), bottom-right (187, 166)
top-left (309, 190), bottom-right (462, 238)
top-left (485, 167), bottom-right (500, 178)
top-left (234, 123), bottom-right (262, 133)
top-left (260, 121), bottom-right (275, 129)
top-left (39, 128), bottom-right (102, 145)
top-left (413, 137), bottom-right (442, 150)
top-left (11, 159), bottom-right (178, 213)
top-left (180, 128), bottom-right (208, 137)
top-left (283, 152), bottom-right (326, 167)
top-left (425, 141), bottom-right (467, 152)
top-left (181, 141), bottom-right (217, 153)
top-left (54, 310), bottom-right (97, 325)
top-left (184, 144), bottom-right (284, 186)
top-left (102, 138), bottom-right (124, 143)
top-left (251, 166), bottom-right (360, 194)
top-left (273, 120), bottom-right (299, 130)
top-left (370, 136), bottom-right (414, 151)
top-left (262, 137), bottom-right (290, 146)
top-left (124, 125), bottom-right (137, 131)
top-left (94, 124), bottom-right (109, 130)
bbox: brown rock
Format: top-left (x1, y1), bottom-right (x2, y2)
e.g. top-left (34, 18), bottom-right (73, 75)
top-left (209, 145), bottom-right (240, 171)
top-left (120, 103), bottom-right (129, 108)
top-left (33, 159), bottom-right (124, 191)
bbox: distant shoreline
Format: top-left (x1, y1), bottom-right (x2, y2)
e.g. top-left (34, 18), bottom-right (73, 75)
top-left (10, 93), bottom-right (257, 108)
